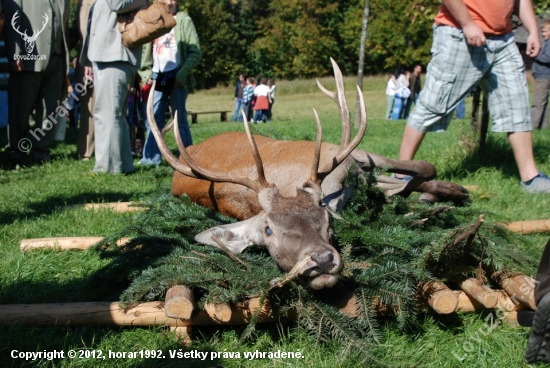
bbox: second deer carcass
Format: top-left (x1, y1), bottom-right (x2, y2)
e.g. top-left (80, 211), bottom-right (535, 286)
top-left (146, 58), bottom-right (470, 290)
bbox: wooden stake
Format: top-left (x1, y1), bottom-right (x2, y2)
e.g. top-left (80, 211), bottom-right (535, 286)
top-left (500, 219), bottom-right (550, 234)
top-left (62, 202), bottom-right (142, 212)
top-left (204, 302), bottom-right (232, 323)
top-left (20, 237), bottom-right (130, 252)
top-left (459, 278), bottom-right (498, 308)
top-left (496, 274), bottom-right (536, 310)
top-left (422, 282), bottom-right (459, 314)
top-left (164, 286), bottom-right (195, 320)
top-left (170, 326), bottom-right (192, 344)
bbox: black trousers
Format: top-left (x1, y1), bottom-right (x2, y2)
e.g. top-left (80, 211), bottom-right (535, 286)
top-left (535, 238), bottom-right (550, 306)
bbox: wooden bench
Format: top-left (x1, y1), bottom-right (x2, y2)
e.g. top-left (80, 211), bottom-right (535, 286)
top-left (187, 110), bottom-right (230, 124)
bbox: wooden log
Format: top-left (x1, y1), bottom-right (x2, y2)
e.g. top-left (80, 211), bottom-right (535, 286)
top-left (496, 274), bottom-right (536, 310)
top-left (454, 290), bottom-right (525, 313)
top-left (248, 297), bottom-right (273, 319)
top-left (204, 302), bottom-right (232, 323)
top-left (422, 282), bottom-right (459, 314)
top-left (0, 301), bottom-right (290, 327)
top-left (170, 326), bottom-right (192, 344)
top-left (503, 311), bottom-right (519, 326)
top-left (62, 202), bottom-right (142, 213)
top-left (20, 237), bottom-right (130, 252)
top-left (164, 286), bottom-right (195, 320)
top-left (459, 278), bottom-right (498, 308)
top-left (500, 219), bottom-right (550, 234)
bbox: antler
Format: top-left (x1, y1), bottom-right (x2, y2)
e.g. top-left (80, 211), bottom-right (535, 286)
top-left (32, 13), bottom-right (49, 40)
top-left (146, 83), bottom-right (270, 192)
top-left (310, 58), bottom-right (368, 183)
top-left (11, 11), bottom-right (28, 39)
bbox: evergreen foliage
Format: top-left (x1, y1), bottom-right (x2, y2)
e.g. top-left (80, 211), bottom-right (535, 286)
top-left (94, 172), bottom-right (537, 359)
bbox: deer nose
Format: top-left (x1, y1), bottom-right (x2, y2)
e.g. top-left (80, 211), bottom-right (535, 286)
top-left (311, 251), bottom-right (334, 269)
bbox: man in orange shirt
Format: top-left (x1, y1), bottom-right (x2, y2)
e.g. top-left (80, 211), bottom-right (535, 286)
top-left (396, 0), bottom-right (550, 194)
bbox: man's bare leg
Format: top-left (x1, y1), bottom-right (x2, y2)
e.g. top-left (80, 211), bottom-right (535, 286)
top-left (508, 131), bottom-right (539, 182)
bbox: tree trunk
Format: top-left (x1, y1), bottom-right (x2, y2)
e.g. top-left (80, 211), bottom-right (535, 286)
top-left (355, 0), bottom-right (370, 128)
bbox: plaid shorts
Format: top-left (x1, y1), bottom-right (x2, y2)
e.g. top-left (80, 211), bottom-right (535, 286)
top-left (408, 25), bottom-right (532, 133)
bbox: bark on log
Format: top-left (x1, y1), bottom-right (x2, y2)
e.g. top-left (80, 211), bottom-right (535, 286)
top-left (204, 302), bottom-right (232, 323)
top-left (500, 219), bottom-right (550, 234)
top-left (422, 282), bottom-right (459, 314)
top-left (20, 237), bottom-right (130, 252)
top-left (459, 278), bottom-right (499, 308)
top-left (496, 274), bottom-right (537, 310)
top-left (164, 286), bottom-right (195, 320)
top-left (0, 301), bottom-right (284, 327)
top-left (454, 290), bottom-right (525, 313)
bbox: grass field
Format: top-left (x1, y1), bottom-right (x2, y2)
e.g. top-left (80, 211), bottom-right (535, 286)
top-left (1, 73), bottom-right (550, 367)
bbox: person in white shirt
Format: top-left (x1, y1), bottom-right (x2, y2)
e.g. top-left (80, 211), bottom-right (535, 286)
top-left (252, 77), bottom-right (271, 123)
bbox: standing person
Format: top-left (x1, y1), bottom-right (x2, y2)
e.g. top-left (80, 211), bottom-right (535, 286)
top-left (403, 64), bottom-right (422, 119)
top-left (531, 20), bottom-right (550, 130)
top-left (82, 0), bottom-right (147, 174)
top-left (266, 78), bottom-right (276, 122)
top-left (385, 74), bottom-right (397, 120)
top-left (139, 0), bottom-right (201, 166)
top-left (242, 76), bottom-right (255, 122)
top-left (253, 77), bottom-right (270, 123)
top-left (3, 0), bottom-right (70, 165)
top-left (72, 0), bottom-right (96, 161)
top-left (391, 67), bottom-right (409, 120)
top-left (231, 74), bottom-right (245, 122)
top-left (396, 0), bottom-right (550, 194)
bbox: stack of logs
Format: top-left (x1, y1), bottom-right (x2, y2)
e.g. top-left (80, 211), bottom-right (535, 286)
top-left (0, 236), bottom-right (537, 341)
top-left (7, 198), bottom-right (547, 341)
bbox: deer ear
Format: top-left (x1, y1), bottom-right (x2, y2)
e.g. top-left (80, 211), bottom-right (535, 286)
top-left (194, 215), bottom-right (265, 254)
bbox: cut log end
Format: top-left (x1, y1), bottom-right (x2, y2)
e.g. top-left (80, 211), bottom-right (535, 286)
top-left (423, 282), bottom-right (459, 314)
top-left (165, 286), bottom-right (195, 320)
top-left (459, 278), bottom-right (499, 309)
top-left (204, 302), bottom-right (232, 323)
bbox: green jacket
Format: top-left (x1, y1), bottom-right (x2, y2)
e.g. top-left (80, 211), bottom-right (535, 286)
top-left (139, 11), bottom-right (201, 90)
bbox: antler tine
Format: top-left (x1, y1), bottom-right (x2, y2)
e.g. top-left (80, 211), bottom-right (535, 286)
top-left (241, 111), bottom-right (270, 189)
top-left (146, 81), bottom-right (269, 192)
top-left (146, 81), bottom-right (197, 178)
top-left (161, 120), bottom-right (174, 135)
top-left (166, 108), bottom-right (268, 192)
top-left (315, 57), bottom-right (351, 146)
top-left (317, 85), bottom-right (367, 177)
top-left (309, 108), bottom-right (323, 184)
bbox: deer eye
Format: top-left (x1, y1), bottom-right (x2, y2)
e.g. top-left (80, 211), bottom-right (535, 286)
top-left (265, 226), bottom-right (272, 236)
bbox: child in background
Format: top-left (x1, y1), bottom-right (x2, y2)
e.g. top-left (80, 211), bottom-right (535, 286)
top-left (385, 75), bottom-right (397, 120)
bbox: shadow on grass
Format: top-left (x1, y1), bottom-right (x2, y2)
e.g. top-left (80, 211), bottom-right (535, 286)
top-left (440, 134), bottom-right (550, 180)
top-left (0, 191), bottom-right (137, 227)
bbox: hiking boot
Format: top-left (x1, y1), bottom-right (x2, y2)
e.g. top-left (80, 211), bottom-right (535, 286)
top-left (525, 293), bottom-right (550, 363)
top-left (522, 172), bottom-right (550, 194)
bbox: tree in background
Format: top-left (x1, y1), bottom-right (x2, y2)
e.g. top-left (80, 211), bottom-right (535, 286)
top-left (88, 0), bottom-right (550, 88)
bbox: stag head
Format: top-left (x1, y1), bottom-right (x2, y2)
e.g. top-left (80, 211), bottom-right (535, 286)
top-left (147, 58), bottom-right (367, 289)
top-left (11, 11), bottom-right (49, 54)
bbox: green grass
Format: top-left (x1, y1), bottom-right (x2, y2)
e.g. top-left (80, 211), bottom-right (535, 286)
top-left (1, 74), bottom-right (550, 367)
